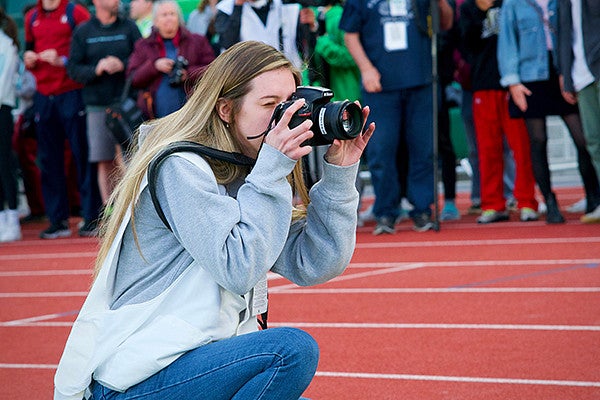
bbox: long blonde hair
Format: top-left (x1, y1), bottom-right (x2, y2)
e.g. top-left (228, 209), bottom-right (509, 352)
top-left (94, 41), bottom-right (308, 278)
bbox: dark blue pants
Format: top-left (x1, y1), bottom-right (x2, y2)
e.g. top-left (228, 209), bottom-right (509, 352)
top-left (362, 85), bottom-right (434, 219)
top-left (34, 90), bottom-right (101, 224)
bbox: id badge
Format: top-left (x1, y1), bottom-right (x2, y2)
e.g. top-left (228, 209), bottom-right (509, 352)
top-left (384, 21), bottom-right (408, 51)
top-left (389, 0), bottom-right (408, 16)
top-left (251, 275), bottom-right (268, 316)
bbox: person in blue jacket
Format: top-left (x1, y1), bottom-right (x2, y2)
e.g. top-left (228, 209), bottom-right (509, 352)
top-left (497, 0), bottom-right (600, 223)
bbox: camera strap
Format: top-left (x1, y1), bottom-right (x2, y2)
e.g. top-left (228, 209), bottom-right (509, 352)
top-left (148, 141), bottom-right (255, 231)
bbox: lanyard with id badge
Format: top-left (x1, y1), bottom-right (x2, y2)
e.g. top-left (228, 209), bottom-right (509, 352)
top-left (384, 0), bottom-right (409, 51)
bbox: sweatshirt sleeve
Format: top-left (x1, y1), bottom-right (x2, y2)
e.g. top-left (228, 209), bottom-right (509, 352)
top-left (271, 158), bottom-right (360, 286)
top-left (155, 144), bottom-right (298, 295)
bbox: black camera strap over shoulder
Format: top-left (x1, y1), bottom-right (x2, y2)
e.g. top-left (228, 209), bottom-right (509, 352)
top-left (147, 141), bottom-right (256, 231)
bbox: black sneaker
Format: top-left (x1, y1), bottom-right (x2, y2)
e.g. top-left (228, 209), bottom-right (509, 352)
top-left (78, 219), bottom-right (99, 237)
top-left (40, 221), bottom-right (71, 239)
top-left (412, 213), bottom-right (433, 232)
top-left (373, 217), bottom-right (395, 235)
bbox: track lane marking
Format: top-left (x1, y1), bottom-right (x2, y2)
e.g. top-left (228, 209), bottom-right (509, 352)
top-left (1, 364), bottom-right (598, 388)
top-left (1, 287), bottom-right (598, 298)
top-left (270, 287), bottom-right (600, 294)
top-left (5, 321), bottom-right (598, 331)
top-left (269, 322), bottom-right (600, 331)
top-left (315, 371), bottom-right (600, 387)
top-left (355, 237), bottom-right (600, 249)
top-left (269, 263), bottom-right (425, 292)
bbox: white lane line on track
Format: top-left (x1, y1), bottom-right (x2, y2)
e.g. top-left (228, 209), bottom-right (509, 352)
top-left (269, 263), bottom-right (425, 292)
top-left (0, 269), bottom-right (92, 277)
top-left (1, 312), bottom-right (77, 326)
top-left (0, 363), bottom-right (57, 369)
top-left (271, 287), bottom-right (600, 294)
top-left (1, 286), bottom-right (598, 300)
top-left (315, 371), bottom-right (600, 387)
top-left (347, 259), bottom-right (600, 268)
top-left (355, 237), bottom-right (600, 249)
top-left (1, 259), bottom-right (597, 277)
top-left (269, 322), bottom-right (600, 331)
top-left (1, 363), bottom-right (598, 388)
top-left (5, 320), bottom-right (599, 331)
top-left (2, 259), bottom-right (597, 281)
top-left (0, 252), bottom-right (96, 261)
top-left (0, 292), bottom-right (88, 298)
top-left (1, 286), bottom-right (598, 301)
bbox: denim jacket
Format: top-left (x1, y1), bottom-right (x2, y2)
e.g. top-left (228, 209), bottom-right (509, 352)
top-left (498, 0), bottom-right (558, 87)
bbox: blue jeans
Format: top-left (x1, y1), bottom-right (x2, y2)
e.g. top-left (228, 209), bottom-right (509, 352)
top-left (90, 327), bottom-right (319, 400)
top-left (34, 90), bottom-right (102, 223)
top-left (362, 85), bottom-right (434, 219)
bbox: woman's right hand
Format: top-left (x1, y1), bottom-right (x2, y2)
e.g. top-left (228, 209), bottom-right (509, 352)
top-left (509, 83), bottom-right (531, 112)
top-left (263, 99), bottom-right (314, 161)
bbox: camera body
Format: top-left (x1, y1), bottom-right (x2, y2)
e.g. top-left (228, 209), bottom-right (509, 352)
top-left (272, 86), bottom-right (363, 146)
top-left (169, 56), bottom-right (189, 87)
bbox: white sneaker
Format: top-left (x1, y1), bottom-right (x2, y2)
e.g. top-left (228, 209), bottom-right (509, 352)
top-left (567, 198), bottom-right (587, 213)
top-left (0, 210), bottom-right (22, 242)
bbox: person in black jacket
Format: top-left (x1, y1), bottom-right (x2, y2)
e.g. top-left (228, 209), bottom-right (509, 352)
top-left (68, 0), bottom-right (141, 222)
top-left (459, 0), bottom-right (538, 223)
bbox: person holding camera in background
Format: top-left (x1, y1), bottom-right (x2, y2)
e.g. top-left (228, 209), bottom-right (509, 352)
top-left (68, 0), bottom-right (141, 217)
top-left (127, 0), bottom-right (215, 119)
top-left (54, 40), bottom-right (374, 400)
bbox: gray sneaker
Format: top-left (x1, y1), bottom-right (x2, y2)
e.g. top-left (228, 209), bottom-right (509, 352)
top-left (373, 217), bottom-right (395, 235)
top-left (412, 213), bottom-right (433, 232)
top-left (40, 221), bottom-right (72, 239)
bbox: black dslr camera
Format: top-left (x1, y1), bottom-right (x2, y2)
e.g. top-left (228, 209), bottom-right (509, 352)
top-left (169, 55), bottom-right (189, 87)
top-left (272, 86), bottom-right (363, 146)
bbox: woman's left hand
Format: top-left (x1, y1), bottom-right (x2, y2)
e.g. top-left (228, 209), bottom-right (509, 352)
top-left (324, 104), bottom-right (375, 167)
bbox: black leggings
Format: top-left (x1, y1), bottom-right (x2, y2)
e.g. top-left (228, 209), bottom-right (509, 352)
top-left (525, 114), bottom-right (600, 208)
top-left (0, 105), bottom-right (18, 210)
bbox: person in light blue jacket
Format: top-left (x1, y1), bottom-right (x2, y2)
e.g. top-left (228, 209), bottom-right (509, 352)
top-left (54, 41), bottom-right (375, 400)
top-left (497, 0), bottom-right (600, 223)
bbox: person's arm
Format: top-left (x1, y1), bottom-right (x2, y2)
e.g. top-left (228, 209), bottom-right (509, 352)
top-left (157, 146), bottom-right (298, 295)
top-left (497, 0), bottom-right (531, 111)
top-left (127, 40), bottom-right (161, 88)
top-left (345, 32), bottom-right (381, 92)
top-left (271, 160), bottom-right (360, 285)
top-left (314, 7), bottom-right (356, 68)
top-left (438, 0), bottom-right (454, 31)
top-left (497, 0), bottom-right (520, 87)
top-left (67, 26), bottom-right (99, 84)
top-left (556, 0), bottom-right (576, 97)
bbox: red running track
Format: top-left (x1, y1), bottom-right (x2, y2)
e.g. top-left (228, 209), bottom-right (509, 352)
top-left (1, 186), bottom-right (599, 399)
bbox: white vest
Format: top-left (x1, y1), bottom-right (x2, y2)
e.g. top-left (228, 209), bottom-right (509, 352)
top-left (54, 153), bottom-right (261, 400)
top-left (218, 0), bottom-right (302, 69)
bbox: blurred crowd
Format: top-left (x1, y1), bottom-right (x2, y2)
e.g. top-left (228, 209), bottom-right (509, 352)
top-left (0, 0), bottom-right (599, 242)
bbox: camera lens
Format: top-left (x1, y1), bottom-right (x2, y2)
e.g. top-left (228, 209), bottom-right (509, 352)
top-left (320, 101), bottom-right (363, 140)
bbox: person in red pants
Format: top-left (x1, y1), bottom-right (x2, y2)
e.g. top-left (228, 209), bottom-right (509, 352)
top-left (460, 0), bottom-right (538, 223)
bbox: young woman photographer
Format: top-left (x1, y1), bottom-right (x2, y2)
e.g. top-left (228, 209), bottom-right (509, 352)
top-left (54, 40), bottom-right (374, 400)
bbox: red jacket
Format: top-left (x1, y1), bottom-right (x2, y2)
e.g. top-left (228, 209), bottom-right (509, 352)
top-left (127, 27), bottom-right (215, 118)
top-left (25, 0), bottom-right (90, 96)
